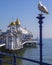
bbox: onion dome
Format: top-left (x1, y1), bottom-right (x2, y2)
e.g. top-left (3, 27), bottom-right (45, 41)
top-left (8, 22), bottom-right (15, 27)
top-left (15, 19), bottom-right (20, 26)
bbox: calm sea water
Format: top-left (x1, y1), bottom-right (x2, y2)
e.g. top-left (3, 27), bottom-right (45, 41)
top-left (43, 38), bottom-right (52, 64)
top-left (2, 39), bottom-right (52, 65)
top-left (17, 38), bottom-right (52, 65)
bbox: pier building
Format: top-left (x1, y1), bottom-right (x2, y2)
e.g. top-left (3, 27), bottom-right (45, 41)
top-left (0, 19), bottom-right (33, 50)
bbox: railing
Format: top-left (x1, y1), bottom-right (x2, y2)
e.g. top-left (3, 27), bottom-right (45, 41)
top-left (0, 51), bottom-right (52, 65)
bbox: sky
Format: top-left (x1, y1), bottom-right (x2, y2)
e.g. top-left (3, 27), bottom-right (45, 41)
top-left (0, 0), bottom-right (52, 38)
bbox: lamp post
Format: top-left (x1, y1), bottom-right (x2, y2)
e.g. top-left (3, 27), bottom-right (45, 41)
top-left (37, 14), bottom-right (45, 65)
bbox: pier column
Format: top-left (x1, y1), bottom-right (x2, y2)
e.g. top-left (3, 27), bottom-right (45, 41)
top-left (0, 54), bottom-right (2, 65)
top-left (37, 14), bottom-right (45, 65)
top-left (13, 54), bottom-right (17, 65)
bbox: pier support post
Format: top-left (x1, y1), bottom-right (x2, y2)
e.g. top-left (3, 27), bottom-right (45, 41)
top-left (37, 14), bottom-right (45, 65)
top-left (13, 54), bottom-right (17, 65)
top-left (0, 54), bottom-right (2, 65)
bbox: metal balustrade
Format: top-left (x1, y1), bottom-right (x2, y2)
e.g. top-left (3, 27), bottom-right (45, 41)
top-left (0, 51), bottom-right (52, 65)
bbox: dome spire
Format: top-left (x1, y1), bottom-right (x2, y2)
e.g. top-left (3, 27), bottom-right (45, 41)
top-left (15, 19), bottom-right (21, 26)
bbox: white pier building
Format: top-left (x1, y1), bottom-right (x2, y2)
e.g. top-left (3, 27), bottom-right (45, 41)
top-left (0, 19), bottom-right (33, 50)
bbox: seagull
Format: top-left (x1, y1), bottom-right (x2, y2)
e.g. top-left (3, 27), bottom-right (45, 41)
top-left (38, 1), bottom-right (48, 14)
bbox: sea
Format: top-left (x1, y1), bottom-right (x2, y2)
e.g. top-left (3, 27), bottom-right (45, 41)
top-left (2, 38), bottom-right (52, 65)
top-left (17, 38), bottom-right (52, 65)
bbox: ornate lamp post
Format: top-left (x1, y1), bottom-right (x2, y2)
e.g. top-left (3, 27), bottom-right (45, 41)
top-left (37, 14), bottom-right (45, 65)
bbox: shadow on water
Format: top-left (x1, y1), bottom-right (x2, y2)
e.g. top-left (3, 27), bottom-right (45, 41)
top-left (0, 47), bottom-right (27, 65)
top-left (0, 46), bottom-right (38, 65)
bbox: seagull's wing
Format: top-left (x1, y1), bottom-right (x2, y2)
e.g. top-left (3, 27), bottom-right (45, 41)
top-left (43, 5), bottom-right (48, 14)
top-left (38, 1), bottom-right (43, 12)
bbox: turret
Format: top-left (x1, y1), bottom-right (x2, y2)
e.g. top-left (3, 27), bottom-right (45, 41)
top-left (0, 29), bottom-right (2, 35)
top-left (8, 22), bottom-right (15, 32)
top-left (15, 19), bottom-right (21, 31)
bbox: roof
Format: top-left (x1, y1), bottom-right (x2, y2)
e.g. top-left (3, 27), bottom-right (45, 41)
top-left (15, 19), bottom-right (20, 25)
top-left (0, 32), bottom-right (6, 36)
top-left (9, 22), bottom-right (16, 26)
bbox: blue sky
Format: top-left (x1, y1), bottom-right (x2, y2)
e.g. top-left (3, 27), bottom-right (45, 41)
top-left (0, 0), bottom-right (52, 38)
